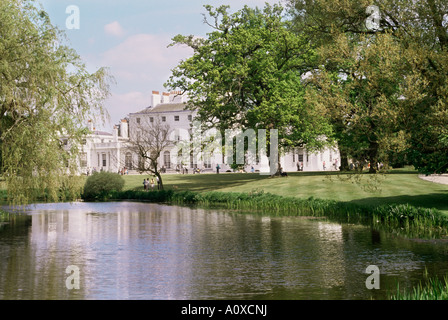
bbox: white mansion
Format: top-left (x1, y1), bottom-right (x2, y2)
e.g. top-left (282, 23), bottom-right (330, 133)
top-left (77, 91), bottom-right (340, 175)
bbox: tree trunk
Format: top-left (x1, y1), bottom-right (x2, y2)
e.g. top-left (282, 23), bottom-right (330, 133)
top-left (155, 171), bottom-right (164, 190)
top-left (368, 140), bottom-right (379, 173)
top-left (270, 150), bottom-right (282, 177)
top-left (339, 147), bottom-right (350, 171)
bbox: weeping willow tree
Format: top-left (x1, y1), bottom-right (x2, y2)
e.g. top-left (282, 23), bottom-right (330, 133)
top-left (0, 0), bottom-right (112, 204)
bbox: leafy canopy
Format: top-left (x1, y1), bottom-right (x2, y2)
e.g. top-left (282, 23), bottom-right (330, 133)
top-left (0, 0), bottom-right (112, 203)
top-left (165, 4), bottom-right (333, 157)
top-left (287, 0), bottom-right (448, 174)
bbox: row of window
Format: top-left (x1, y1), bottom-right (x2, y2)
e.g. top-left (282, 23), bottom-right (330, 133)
top-left (136, 115), bottom-right (192, 124)
top-left (79, 152), bottom-right (108, 168)
top-left (293, 153), bottom-right (310, 164)
top-left (292, 151), bottom-right (336, 164)
top-left (123, 151), bottom-right (212, 170)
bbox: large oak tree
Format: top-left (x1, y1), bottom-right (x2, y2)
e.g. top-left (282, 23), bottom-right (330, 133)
top-left (165, 4), bottom-right (333, 174)
top-left (287, 0), bottom-right (448, 174)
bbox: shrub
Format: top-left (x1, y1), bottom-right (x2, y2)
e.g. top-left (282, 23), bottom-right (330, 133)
top-left (82, 171), bottom-right (125, 201)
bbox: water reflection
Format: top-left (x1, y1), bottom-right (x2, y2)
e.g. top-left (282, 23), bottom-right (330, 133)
top-left (1, 202), bottom-right (448, 300)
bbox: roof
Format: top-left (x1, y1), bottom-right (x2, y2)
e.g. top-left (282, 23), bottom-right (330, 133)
top-left (92, 130), bottom-right (113, 136)
top-left (132, 102), bottom-right (189, 114)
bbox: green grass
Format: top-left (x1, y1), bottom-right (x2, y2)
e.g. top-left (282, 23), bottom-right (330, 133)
top-left (123, 168), bottom-right (448, 215)
top-left (391, 275), bottom-right (448, 300)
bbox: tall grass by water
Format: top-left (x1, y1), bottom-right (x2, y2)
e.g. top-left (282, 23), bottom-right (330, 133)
top-left (105, 188), bottom-right (448, 239)
top-left (372, 204), bottom-right (448, 238)
top-left (106, 187), bottom-right (448, 299)
top-left (391, 275), bottom-right (448, 300)
top-left (0, 209), bottom-right (9, 222)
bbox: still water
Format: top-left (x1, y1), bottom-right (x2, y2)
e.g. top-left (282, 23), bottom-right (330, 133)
top-left (1, 201), bottom-right (448, 300)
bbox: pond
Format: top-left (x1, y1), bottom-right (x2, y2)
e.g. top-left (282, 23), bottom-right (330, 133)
top-left (1, 201), bottom-right (448, 300)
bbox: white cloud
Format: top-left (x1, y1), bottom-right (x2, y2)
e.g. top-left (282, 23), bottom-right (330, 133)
top-left (104, 21), bottom-right (126, 37)
top-left (104, 91), bottom-right (150, 126)
top-left (101, 33), bottom-right (193, 88)
top-left (97, 33), bottom-right (194, 129)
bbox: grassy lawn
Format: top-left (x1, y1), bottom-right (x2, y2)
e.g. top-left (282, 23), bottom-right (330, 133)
top-left (123, 168), bottom-right (448, 214)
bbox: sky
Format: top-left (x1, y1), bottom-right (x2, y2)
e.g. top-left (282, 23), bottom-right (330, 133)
top-left (38, 0), bottom-right (282, 130)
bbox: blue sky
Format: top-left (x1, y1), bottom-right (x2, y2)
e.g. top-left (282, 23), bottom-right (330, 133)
top-left (38, 0), bottom-right (281, 130)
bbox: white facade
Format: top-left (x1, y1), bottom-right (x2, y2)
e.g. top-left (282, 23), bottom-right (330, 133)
top-left (76, 91), bottom-right (340, 175)
top-left (75, 120), bottom-right (129, 175)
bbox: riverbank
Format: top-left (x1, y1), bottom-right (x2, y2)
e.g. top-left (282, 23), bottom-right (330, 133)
top-left (102, 188), bottom-right (448, 239)
top-left (2, 168), bottom-right (447, 237)
top-left (2, 173), bottom-right (448, 299)
top-left (120, 168), bottom-right (448, 215)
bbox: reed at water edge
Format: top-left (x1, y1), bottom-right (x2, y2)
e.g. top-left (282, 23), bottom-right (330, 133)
top-left (104, 189), bottom-right (448, 239)
top-left (391, 275), bottom-right (448, 300)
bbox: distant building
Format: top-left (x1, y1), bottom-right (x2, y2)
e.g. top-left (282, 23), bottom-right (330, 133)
top-left (74, 91), bottom-right (340, 175)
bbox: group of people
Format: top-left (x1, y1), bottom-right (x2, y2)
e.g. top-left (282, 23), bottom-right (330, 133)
top-left (119, 167), bottom-right (129, 175)
top-left (175, 164), bottom-right (189, 174)
top-left (143, 175), bottom-right (160, 191)
top-left (175, 164), bottom-right (206, 174)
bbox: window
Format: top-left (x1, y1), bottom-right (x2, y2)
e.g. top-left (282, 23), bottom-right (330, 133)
top-left (298, 154), bottom-right (304, 163)
top-left (163, 151), bottom-right (171, 169)
top-left (150, 117), bottom-right (154, 123)
top-left (125, 153), bottom-right (133, 169)
top-left (97, 154), bottom-right (100, 167)
top-left (203, 153), bottom-right (212, 169)
top-left (102, 153), bottom-right (106, 167)
top-left (190, 151), bottom-right (195, 168)
top-left (136, 118), bottom-right (141, 124)
top-left (188, 115), bottom-right (192, 121)
top-left (80, 153), bottom-right (87, 168)
top-left (174, 115), bottom-right (179, 121)
top-left (162, 116), bottom-right (166, 122)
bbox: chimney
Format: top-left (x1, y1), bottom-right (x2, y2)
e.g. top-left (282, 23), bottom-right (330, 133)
top-left (170, 90), bottom-right (184, 103)
top-left (121, 119), bottom-right (128, 138)
top-left (162, 92), bottom-right (170, 104)
top-left (151, 91), bottom-right (161, 107)
top-left (87, 120), bottom-right (94, 132)
top-left (113, 125), bottom-right (118, 141)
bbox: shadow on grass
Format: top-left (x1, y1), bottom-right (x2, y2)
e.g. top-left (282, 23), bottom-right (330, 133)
top-left (348, 192), bottom-right (448, 213)
top-left (130, 173), bottom-right (270, 192)
top-left (286, 169), bottom-right (419, 177)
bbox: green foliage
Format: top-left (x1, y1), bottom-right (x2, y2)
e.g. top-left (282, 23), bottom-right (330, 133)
top-left (82, 172), bottom-right (125, 201)
top-left (109, 189), bottom-right (175, 203)
top-left (95, 186), bottom-right (448, 239)
top-left (0, 0), bottom-right (112, 204)
top-left (288, 0), bottom-right (448, 174)
top-left (391, 275), bottom-right (448, 300)
top-left (372, 204), bottom-right (448, 238)
top-left (166, 3), bottom-right (333, 159)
